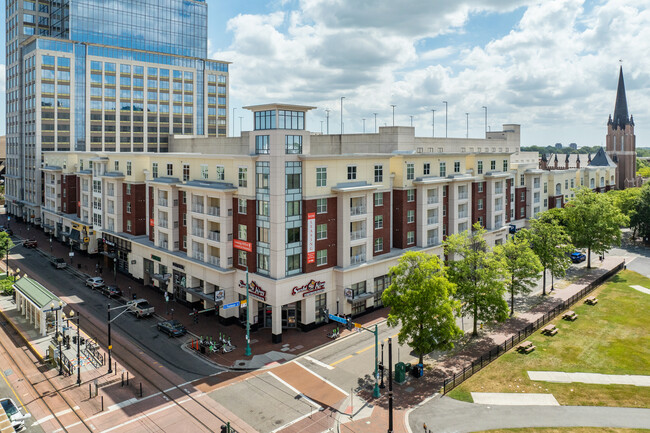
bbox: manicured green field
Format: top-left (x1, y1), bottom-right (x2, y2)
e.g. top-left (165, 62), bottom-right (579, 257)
top-left (448, 271), bottom-right (650, 407)
top-left (476, 428), bottom-right (649, 433)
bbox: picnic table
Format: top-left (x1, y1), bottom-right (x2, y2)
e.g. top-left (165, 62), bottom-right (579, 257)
top-left (516, 340), bottom-right (536, 354)
top-left (563, 310), bottom-right (578, 321)
top-left (585, 296), bottom-right (598, 305)
top-left (542, 324), bottom-right (558, 336)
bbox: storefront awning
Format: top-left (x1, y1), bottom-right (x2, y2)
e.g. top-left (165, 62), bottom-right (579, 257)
top-left (347, 292), bottom-right (374, 304)
top-left (151, 273), bottom-right (172, 283)
top-left (100, 251), bottom-right (117, 259)
top-left (185, 286), bottom-right (223, 304)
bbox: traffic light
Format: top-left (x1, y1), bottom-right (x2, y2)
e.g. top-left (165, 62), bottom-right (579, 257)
top-left (346, 316), bottom-right (353, 331)
top-left (322, 308), bottom-right (329, 323)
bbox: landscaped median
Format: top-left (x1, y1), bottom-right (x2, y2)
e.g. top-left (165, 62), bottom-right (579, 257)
top-left (448, 270), bottom-right (650, 408)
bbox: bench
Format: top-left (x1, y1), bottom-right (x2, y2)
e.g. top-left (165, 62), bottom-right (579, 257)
top-left (542, 324), bottom-right (558, 336)
top-left (516, 341), bottom-right (536, 353)
top-left (563, 310), bottom-right (578, 321)
top-left (585, 296), bottom-right (598, 305)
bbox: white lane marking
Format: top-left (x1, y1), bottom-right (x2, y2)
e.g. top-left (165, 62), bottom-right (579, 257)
top-left (306, 320), bottom-right (389, 356)
top-left (270, 410), bottom-right (319, 433)
top-left (267, 371), bottom-right (322, 410)
top-left (98, 398), bottom-right (192, 433)
top-left (293, 361), bottom-right (348, 396)
top-left (34, 406), bottom-right (80, 426)
top-left (631, 285), bottom-right (650, 295)
top-left (304, 355), bottom-right (334, 370)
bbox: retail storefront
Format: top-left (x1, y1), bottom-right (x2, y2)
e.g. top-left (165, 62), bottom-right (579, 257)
top-left (100, 234), bottom-right (131, 274)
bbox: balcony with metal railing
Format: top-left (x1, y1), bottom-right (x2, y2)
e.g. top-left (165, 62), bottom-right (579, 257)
top-left (193, 251), bottom-right (205, 261)
top-left (350, 254), bottom-right (367, 265)
top-left (207, 231), bottom-right (220, 242)
top-left (208, 255), bottom-right (220, 266)
top-left (159, 219), bottom-right (169, 229)
top-left (350, 206), bottom-right (366, 216)
top-left (192, 227), bottom-right (204, 237)
top-left (427, 216), bottom-right (438, 225)
top-left (458, 193), bottom-right (468, 200)
top-left (350, 230), bottom-right (366, 240)
top-left (160, 241), bottom-right (168, 249)
top-left (192, 204), bottom-right (204, 214)
top-left (158, 198), bottom-right (168, 207)
top-left (427, 196), bottom-right (438, 204)
top-left (495, 187), bottom-right (503, 195)
top-left (458, 211), bottom-right (468, 219)
top-left (495, 204), bottom-right (503, 212)
top-left (207, 206), bottom-right (220, 217)
top-left (427, 237), bottom-right (439, 246)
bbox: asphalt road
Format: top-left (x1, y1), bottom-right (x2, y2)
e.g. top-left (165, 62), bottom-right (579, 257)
top-left (10, 245), bottom-right (220, 382)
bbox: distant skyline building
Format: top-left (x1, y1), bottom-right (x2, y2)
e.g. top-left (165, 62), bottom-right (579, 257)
top-left (5, 0), bottom-right (229, 226)
top-left (606, 66), bottom-right (638, 189)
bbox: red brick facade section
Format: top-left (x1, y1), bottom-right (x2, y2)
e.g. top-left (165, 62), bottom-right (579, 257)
top-left (548, 195), bottom-right (563, 209)
top-left (515, 187), bottom-right (527, 220)
top-left (232, 198), bottom-right (257, 272)
top-left (122, 183), bottom-right (147, 236)
top-left (393, 189), bottom-right (417, 249)
top-left (76, 177), bottom-right (81, 218)
top-left (178, 191), bottom-right (187, 252)
top-left (148, 186), bottom-right (154, 242)
top-left (505, 179), bottom-right (512, 223)
top-left (442, 186), bottom-right (449, 240)
top-left (61, 174), bottom-right (77, 215)
top-left (373, 192), bottom-right (391, 256)
top-left (302, 197), bottom-right (337, 273)
top-left (471, 181), bottom-right (486, 228)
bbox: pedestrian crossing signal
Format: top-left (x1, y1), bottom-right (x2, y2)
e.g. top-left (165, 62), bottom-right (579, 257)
top-left (346, 317), bottom-right (353, 331)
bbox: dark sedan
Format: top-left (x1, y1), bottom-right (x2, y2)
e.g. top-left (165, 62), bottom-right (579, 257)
top-left (157, 320), bottom-right (187, 337)
top-left (100, 285), bottom-right (122, 298)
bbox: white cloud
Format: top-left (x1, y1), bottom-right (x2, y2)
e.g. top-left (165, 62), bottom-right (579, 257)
top-left (213, 0), bottom-right (650, 146)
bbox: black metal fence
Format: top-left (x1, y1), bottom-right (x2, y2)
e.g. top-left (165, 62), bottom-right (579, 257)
top-left (442, 261), bottom-right (625, 394)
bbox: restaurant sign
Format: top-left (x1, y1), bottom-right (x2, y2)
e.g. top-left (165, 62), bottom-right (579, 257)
top-left (238, 280), bottom-right (267, 301)
top-left (291, 279), bottom-right (326, 297)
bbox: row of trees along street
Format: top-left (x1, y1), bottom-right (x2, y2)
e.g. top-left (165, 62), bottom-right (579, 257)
top-left (383, 186), bottom-right (633, 365)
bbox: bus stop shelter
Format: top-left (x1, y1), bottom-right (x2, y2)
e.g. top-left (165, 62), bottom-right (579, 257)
top-left (13, 277), bottom-right (65, 337)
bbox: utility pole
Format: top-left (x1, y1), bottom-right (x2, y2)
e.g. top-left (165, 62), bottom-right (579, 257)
top-left (326, 109), bottom-right (330, 134)
top-left (232, 107), bottom-right (237, 137)
top-left (431, 109), bottom-right (435, 137)
top-left (244, 266), bottom-right (251, 356)
top-left (482, 105), bottom-right (488, 136)
top-left (390, 105), bottom-right (396, 126)
top-left (373, 113), bottom-right (378, 133)
top-left (107, 303), bottom-right (112, 373)
top-left (388, 337), bottom-right (394, 433)
top-left (409, 115), bottom-right (413, 127)
top-left (340, 97), bottom-right (345, 134)
top-left (466, 112), bottom-right (469, 138)
top-left (362, 118), bottom-right (365, 133)
top-left (443, 101), bottom-right (448, 137)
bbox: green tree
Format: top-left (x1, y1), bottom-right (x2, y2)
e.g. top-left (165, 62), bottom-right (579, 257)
top-left (630, 183), bottom-right (650, 241)
top-left (0, 232), bottom-right (14, 275)
top-left (494, 232), bottom-right (543, 316)
top-left (444, 223), bottom-right (508, 336)
top-left (607, 187), bottom-right (641, 222)
top-left (382, 251), bottom-right (462, 364)
top-left (564, 187), bottom-right (628, 268)
top-left (525, 216), bottom-right (573, 295)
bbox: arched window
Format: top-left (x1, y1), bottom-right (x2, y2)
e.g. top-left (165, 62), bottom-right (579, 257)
top-left (600, 177), bottom-right (605, 187)
top-left (590, 178), bottom-right (595, 188)
top-left (555, 183), bottom-right (562, 195)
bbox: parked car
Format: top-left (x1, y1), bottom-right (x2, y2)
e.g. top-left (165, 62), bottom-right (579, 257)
top-left (1, 397), bottom-right (31, 431)
top-left (52, 258), bottom-right (67, 269)
top-left (85, 277), bottom-right (105, 289)
top-left (100, 285), bottom-right (122, 298)
top-left (570, 252), bottom-right (586, 263)
top-left (23, 239), bottom-right (37, 248)
top-left (127, 298), bottom-right (155, 318)
top-left (157, 319), bottom-right (187, 337)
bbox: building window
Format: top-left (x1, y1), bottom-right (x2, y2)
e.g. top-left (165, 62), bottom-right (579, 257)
top-left (182, 191), bottom-right (187, 204)
top-left (238, 198), bottom-right (247, 214)
top-left (454, 161), bottom-right (460, 173)
top-left (424, 162), bottom-right (430, 175)
top-left (216, 166), bottom-right (225, 181)
top-left (287, 254), bottom-right (301, 272)
top-left (126, 220), bottom-right (132, 232)
top-left (477, 216), bottom-right (483, 227)
top-left (285, 135), bottom-right (302, 154)
top-left (287, 227), bottom-right (301, 243)
top-left (287, 201), bottom-right (301, 216)
top-left (407, 189), bottom-right (415, 202)
top-left (544, 182), bottom-right (548, 193)
top-left (565, 179), bottom-right (569, 189)
top-left (407, 231), bottom-right (415, 245)
top-left (239, 167), bottom-right (247, 187)
top-left (238, 250), bottom-right (247, 267)
top-left (114, 161), bottom-right (119, 171)
top-left (257, 200), bottom-right (269, 216)
top-left (201, 164), bottom-right (208, 179)
top-left (316, 167), bottom-right (327, 187)
top-left (255, 135), bottom-right (270, 154)
top-left (478, 182), bottom-right (484, 193)
top-left (183, 164), bottom-right (190, 181)
top-left (520, 174), bottom-right (525, 186)
top-left (316, 198), bottom-right (327, 214)
top-left (439, 162), bottom-right (446, 177)
top-left (126, 202), bottom-right (132, 213)
top-left (406, 163), bottom-right (414, 180)
top-left (167, 163), bottom-right (173, 176)
top-left (477, 160), bottom-right (483, 174)
top-left (317, 224), bottom-right (327, 240)
top-left (316, 250), bottom-right (327, 266)
top-left (478, 199), bottom-right (483, 210)
top-left (407, 210), bottom-right (415, 223)
top-left (520, 207), bottom-right (525, 217)
top-left (183, 213), bottom-right (187, 227)
top-left (238, 224), bottom-right (247, 241)
top-left (488, 160), bottom-right (495, 171)
top-left (520, 191), bottom-right (525, 202)
top-left (374, 192), bottom-right (384, 206)
top-left (374, 237), bottom-right (383, 253)
top-left (503, 160), bottom-right (508, 172)
top-left (443, 204), bottom-right (447, 217)
top-left (127, 161), bottom-right (132, 176)
top-left (286, 172), bottom-right (301, 190)
top-left (126, 184), bottom-right (131, 195)
top-left (374, 215), bottom-right (383, 230)
top-left (375, 164), bottom-right (383, 182)
top-left (152, 163), bottom-right (158, 178)
top-left (544, 198), bottom-right (548, 207)
top-left (183, 235), bottom-right (187, 248)
top-left (347, 166), bottom-right (357, 180)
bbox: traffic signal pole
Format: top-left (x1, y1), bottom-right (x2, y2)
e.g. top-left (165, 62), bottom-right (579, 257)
top-left (357, 323), bottom-right (380, 398)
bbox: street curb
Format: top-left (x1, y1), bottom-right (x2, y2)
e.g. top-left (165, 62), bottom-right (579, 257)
top-left (404, 392), bottom-right (440, 433)
top-left (0, 306), bottom-right (45, 363)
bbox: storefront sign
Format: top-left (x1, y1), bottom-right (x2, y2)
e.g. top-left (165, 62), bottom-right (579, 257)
top-left (238, 280), bottom-right (267, 301)
top-left (344, 288), bottom-right (353, 300)
top-left (233, 239), bottom-right (253, 253)
top-left (103, 238), bottom-right (116, 247)
top-left (150, 218), bottom-right (155, 227)
top-left (214, 289), bottom-right (225, 303)
top-left (172, 262), bottom-right (185, 270)
top-left (151, 254), bottom-right (161, 262)
top-left (292, 279), bottom-right (325, 297)
top-left (307, 212), bottom-right (316, 264)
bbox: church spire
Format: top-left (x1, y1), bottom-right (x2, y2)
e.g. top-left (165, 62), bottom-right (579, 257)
top-left (612, 66), bottom-right (629, 129)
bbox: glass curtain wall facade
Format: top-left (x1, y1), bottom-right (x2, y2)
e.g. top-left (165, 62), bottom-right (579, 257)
top-left (5, 0), bottom-right (228, 227)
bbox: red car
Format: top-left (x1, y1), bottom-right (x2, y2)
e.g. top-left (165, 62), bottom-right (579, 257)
top-left (23, 239), bottom-right (38, 248)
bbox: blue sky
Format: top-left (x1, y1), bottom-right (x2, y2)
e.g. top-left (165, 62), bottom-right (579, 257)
top-left (3, 0), bottom-right (650, 147)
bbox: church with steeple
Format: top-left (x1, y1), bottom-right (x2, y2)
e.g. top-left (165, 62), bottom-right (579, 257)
top-left (606, 66), bottom-right (639, 189)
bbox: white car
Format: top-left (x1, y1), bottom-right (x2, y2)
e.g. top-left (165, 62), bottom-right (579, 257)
top-left (1, 398), bottom-right (31, 431)
top-left (85, 277), bottom-right (105, 289)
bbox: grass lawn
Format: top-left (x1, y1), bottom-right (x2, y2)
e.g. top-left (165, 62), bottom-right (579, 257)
top-left (448, 270), bottom-right (650, 408)
top-left (475, 429), bottom-right (649, 433)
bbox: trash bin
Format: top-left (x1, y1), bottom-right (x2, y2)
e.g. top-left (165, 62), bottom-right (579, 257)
top-left (415, 363), bottom-right (424, 378)
top-left (200, 345), bottom-right (206, 354)
top-left (395, 362), bottom-right (406, 384)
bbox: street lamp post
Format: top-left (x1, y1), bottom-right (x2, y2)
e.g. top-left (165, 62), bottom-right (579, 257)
top-left (340, 97), bottom-right (345, 134)
top-left (431, 109), bottom-right (435, 137)
top-left (320, 120), bottom-right (323, 134)
top-left (244, 266), bottom-right (251, 357)
top-left (325, 109), bottom-right (330, 134)
top-left (113, 257), bottom-right (117, 284)
top-left (362, 118), bottom-right (365, 133)
top-left (69, 239), bottom-right (73, 265)
top-left (380, 341), bottom-right (385, 388)
top-left (390, 105), bottom-right (396, 126)
top-left (388, 337), bottom-right (394, 433)
top-left (49, 301), bottom-right (64, 375)
top-left (68, 310), bottom-right (82, 385)
top-left (373, 324), bottom-right (379, 398)
top-left (107, 303), bottom-right (112, 374)
top-left (232, 107), bottom-right (237, 137)
top-left (50, 235), bottom-right (53, 252)
top-left (443, 101), bottom-right (448, 137)
top-left (465, 112), bottom-right (469, 138)
top-left (239, 116), bottom-right (243, 137)
top-left (373, 113), bottom-right (377, 133)
top-left (409, 115), bottom-right (413, 127)
top-left (482, 105), bottom-right (488, 136)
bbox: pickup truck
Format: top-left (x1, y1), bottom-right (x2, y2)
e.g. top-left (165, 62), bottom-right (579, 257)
top-left (127, 299), bottom-right (154, 318)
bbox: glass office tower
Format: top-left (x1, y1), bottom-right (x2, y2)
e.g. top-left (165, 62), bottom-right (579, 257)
top-left (5, 0), bottom-right (229, 226)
